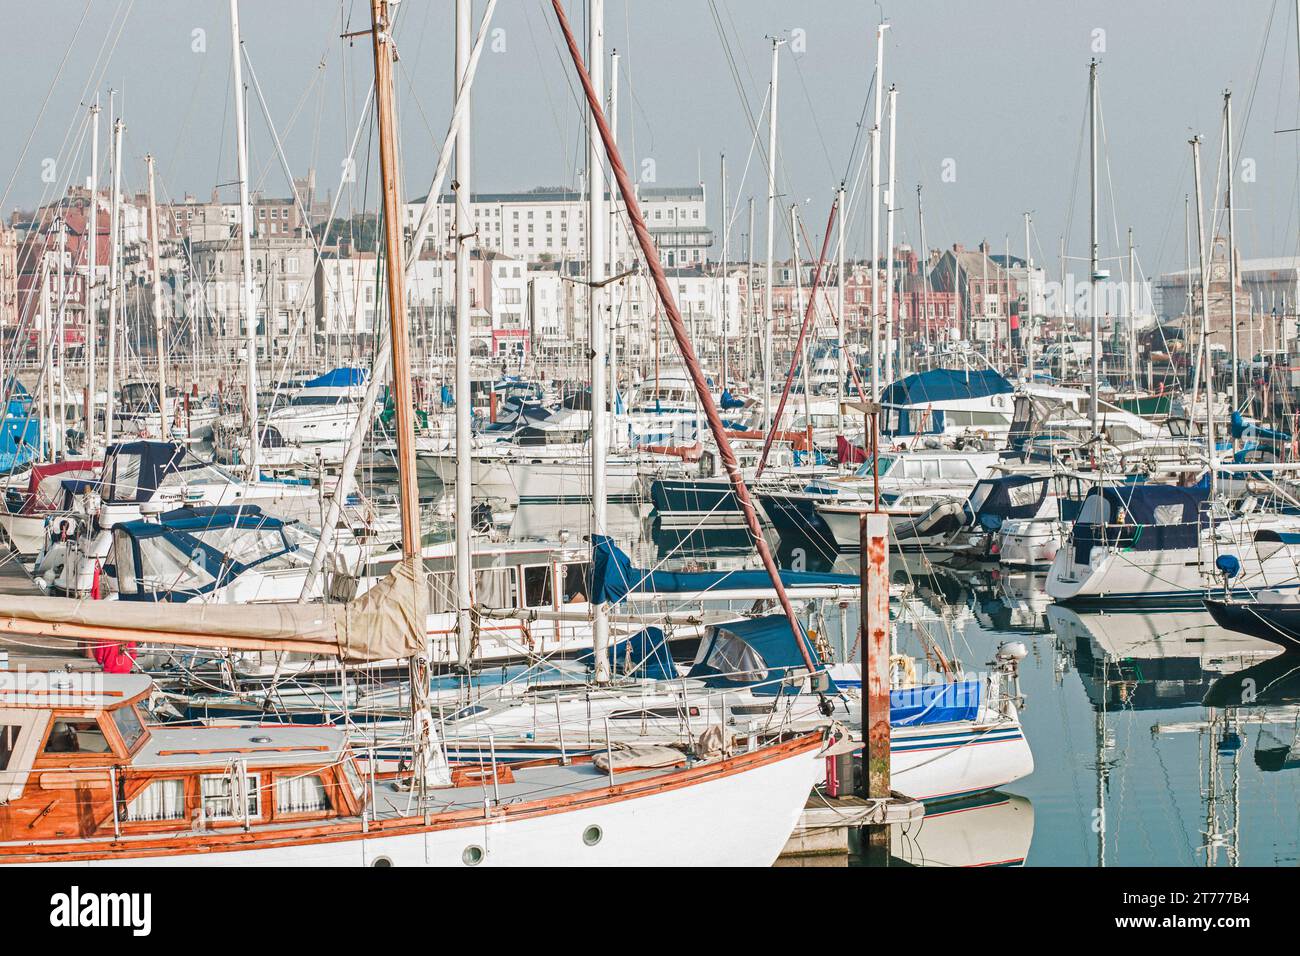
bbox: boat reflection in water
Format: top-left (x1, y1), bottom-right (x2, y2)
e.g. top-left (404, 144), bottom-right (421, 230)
top-left (853, 791), bottom-right (1035, 867)
top-left (1047, 605), bottom-right (1278, 710)
top-left (1204, 654), bottom-right (1300, 774)
top-left (1048, 605), bottom-right (1281, 866)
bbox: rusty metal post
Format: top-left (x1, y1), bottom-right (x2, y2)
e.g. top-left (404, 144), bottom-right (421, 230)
top-left (859, 403), bottom-right (890, 860)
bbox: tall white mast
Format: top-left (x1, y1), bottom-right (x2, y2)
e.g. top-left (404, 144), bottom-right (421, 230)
top-left (836, 182), bottom-right (846, 432)
top-left (453, 0), bottom-right (475, 666)
top-left (145, 155), bottom-right (167, 439)
top-left (1224, 91), bottom-right (1239, 416)
top-left (883, 84), bottom-right (898, 383)
top-left (607, 46), bottom-right (620, 412)
top-left (86, 98), bottom-right (100, 449)
top-left (1127, 227), bottom-right (1137, 390)
top-left (869, 23), bottom-right (888, 398)
top-left (720, 152), bottom-right (729, 389)
top-left (230, 0), bottom-right (259, 477)
top-left (1024, 212), bottom-right (1033, 381)
top-left (105, 112), bottom-right (122, 446)
top-left (762, 37), bottom-right (784, 431)
top-left (1191, 133), bottom-right (1217, 499)
top-left (1088, 59), bottom-right (1100, 437)
top-left (587, 0), bottom-right (610, 681)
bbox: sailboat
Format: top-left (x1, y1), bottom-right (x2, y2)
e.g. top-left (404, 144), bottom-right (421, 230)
top-left (0, 0), bottom-right (827, 867)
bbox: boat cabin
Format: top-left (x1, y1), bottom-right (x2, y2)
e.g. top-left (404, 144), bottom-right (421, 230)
top-left (0, 672), bottom-right (364, 850)
top-left (109, 506), bottom-right (301, 602)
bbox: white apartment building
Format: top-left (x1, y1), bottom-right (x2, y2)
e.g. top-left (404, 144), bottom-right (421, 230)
top-left (403, 184), bottom-right (712, 272)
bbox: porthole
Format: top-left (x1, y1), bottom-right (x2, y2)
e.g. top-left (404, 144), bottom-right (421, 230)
top-left (583, 824), bottom-right (602, 846)
top-left (371, 856), bottom-right (393, 867)
top-left (462, 844), bottom-right (485, 866)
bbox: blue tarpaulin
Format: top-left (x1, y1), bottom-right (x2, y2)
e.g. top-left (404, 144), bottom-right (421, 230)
top-left (880, 367), bottom-right (1012, 407)
top-left (303, 367), bottom-right (367, 389)
top-left (889, 680), bottom-right (983, 726)
top-left (579, 627), bottom-right (677, 681)
top-left (591, 534), bottom-right (857, 605)
top-left (687, 614), bottom-right (832, 696)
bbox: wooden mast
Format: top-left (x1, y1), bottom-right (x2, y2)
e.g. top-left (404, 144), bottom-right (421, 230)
top-left (549, 0), bottom-right (817, 670)
top-left (370, 0), bottom-right (441, 788)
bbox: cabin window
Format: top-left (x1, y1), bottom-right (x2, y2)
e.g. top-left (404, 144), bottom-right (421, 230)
top-left (113, 706), bottom-right (145, 752)
top-left (1153, 504), bottom-right (1184, 526)
top-left (0, 723), bottom-right (21, 769)
top-left (1007, 481), bottom-right (1046, 509)
top-left (126, 779), bottom-right (186, 822)
top-left (522, 565), bottom-right (552, 606)
top-left (201, 773), bottom-right (261, 821)
top-left (939, 460), bottom-right (975, 481)
top-left (473, 568), bottom-right (514, 608)
top-left (704, 631), bottom-right (769, 684)
top-left (559, 562), bottom-right (592, 603)
top-left (105, 453), bottom-right (143, 501)
top-left (276, 773), bottom-right (329, 814)
top-left (137, 536), bottom-right (218, 593)
top-left (342, 758), bottom-right (365, 802)
top-left (42, 717), bottom-right (112, 755)
top-left (428, 571), bottom-right (456, 614)
top-left (113, 533), bottom-right (139, 595)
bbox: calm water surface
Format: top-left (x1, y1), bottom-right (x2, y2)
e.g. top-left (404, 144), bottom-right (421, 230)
top-left (452, 492), bottom-right (1300, 867)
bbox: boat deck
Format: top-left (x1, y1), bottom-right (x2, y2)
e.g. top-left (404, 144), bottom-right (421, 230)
top-left (370, 760), bottom-right (666, 819)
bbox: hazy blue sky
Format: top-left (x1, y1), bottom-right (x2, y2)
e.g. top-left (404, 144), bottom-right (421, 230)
top-left (4, 0), bottom-right (1299, 280)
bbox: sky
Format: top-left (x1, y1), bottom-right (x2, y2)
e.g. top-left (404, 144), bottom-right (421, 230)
top-left (3, 0), bottom-right (1300, 282)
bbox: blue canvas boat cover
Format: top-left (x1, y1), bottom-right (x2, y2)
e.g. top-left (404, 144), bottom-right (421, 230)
top-left (889, 680), bottom-right (983, 726)
top-left (687, 614), bottom-right (833, 696)
top-left (304, 367), bottom-right (367, 389)
top-left (579, 627), bottom-right (677, 681)
top-left (880, 367), bottom-right (1012, 407)
top-left (1090, 483), bottom-right (1208, 525)
top-left (591, 534), bottom-right (857, 604)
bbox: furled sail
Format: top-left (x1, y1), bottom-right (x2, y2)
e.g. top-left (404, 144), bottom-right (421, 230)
top-left (0, 555), bottom-right (428, 664)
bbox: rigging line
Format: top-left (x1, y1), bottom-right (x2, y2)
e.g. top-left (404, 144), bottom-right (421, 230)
top-left (0, 0), bottom-right (94, 212)
top-left (788, 45), bottom-right (836, 182)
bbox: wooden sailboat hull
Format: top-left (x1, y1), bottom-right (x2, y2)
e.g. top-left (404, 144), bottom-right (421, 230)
top-left (2, 733), bottom-right (823, 867)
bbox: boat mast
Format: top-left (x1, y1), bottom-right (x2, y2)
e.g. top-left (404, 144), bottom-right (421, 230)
top-left (229, 0), bottom-right (260, 479)
top-left (883, 84), bottom-right (897, 383)
top-left (550, 0), bottom-right (817, 669)
top-left (836, 182), bottom-right (846, 432)
top-left (1088, 59), bottom-right (1100, 437)
top-left (145, 156), bottom-right (167, 440)
top-left (587, 0), bottom-right (610, 681)
top-left (104, 113), bottom-right (123, 447)
top-left (763, 37), bottom-right (783, 432)
top-left (720, 152), bottom-right (728, 391)
top-left (86, 98), bottom-right (99, 450)
top-left (869, 24), bottom-right (888, 398)
top-left (453, 0), bottom-right (474, 666)
top-left (1191, 133), bottom-right (1217, 498)
top-left (370, 0), bottom-right (440, 787)
top-left (607, 46), bottom-right (620, 413)
top-left (1024, 212), bottom-right (1033, 382)
top-left (1224, 91), bottom-right (1239, 418)
top-left (1127, 227), bottom-right (1137, 391)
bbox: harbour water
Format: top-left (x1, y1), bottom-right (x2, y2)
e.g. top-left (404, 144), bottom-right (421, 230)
top-left (488, 492), bottom-right (1300, 868)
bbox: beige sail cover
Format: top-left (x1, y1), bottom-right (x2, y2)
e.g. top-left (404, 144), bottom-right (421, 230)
top-left (0, 556), bottom-right (428, 664)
